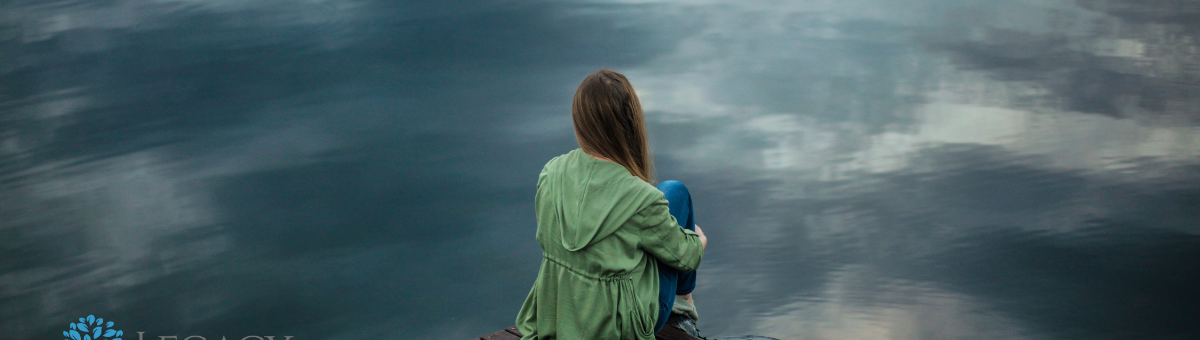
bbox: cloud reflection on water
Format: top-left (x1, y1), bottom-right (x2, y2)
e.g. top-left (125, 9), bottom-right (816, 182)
top-left (1, 0), bottom-right (1198, 339)
top-left (623, 0), bottom-right (1200, 338)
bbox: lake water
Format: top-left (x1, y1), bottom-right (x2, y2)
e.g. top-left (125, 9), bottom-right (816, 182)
top-left (2, 1), bottom-right (1198, 339)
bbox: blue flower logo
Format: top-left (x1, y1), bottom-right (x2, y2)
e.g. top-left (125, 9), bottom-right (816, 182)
top-left (63, 315), bottom-right (122, 340)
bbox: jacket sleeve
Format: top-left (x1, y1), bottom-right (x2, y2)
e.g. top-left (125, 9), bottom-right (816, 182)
top-left (632, 198), bottom-right (704, 272)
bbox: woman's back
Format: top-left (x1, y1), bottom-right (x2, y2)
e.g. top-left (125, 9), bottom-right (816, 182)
top-left (535, 149), bottom-right (664, 273)
top-left (515, 149), bottom-right (704, 340)
top-left (516, 69), bottom-right (706, 340)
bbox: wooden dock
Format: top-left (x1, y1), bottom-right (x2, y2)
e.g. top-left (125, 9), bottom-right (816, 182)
top-left (475, 325), bottom-right (700, 340)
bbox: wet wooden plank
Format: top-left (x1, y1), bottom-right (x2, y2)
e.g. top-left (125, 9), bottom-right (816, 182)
top-left (655, 324), bottom-right (700, 340)
top-left (477, 325), bottom-right (698, 340)
top-left (504, 326), bottom-right (522, 337)
top-left (479, 328), bottom-right (520, 340)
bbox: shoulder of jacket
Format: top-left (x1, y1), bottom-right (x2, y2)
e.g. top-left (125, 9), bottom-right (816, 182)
top-left (628, 180), bottom-right (666, 210)
top-left (540, 152), bottom-right (570, 172)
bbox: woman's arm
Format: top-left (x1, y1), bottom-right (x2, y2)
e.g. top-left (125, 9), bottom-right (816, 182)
top-left (632, 199), bottom-right (705, 272)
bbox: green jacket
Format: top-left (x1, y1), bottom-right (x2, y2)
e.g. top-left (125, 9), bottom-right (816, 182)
top-left (515, 149), bottom-right (705, 340)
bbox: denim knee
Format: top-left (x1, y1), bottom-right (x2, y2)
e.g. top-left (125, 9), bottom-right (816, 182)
top-left (657, 180), bottom-right (690, 201)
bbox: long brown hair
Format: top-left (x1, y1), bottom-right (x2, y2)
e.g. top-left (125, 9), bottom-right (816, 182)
top-left (572, 69), bottom-right (655, 184)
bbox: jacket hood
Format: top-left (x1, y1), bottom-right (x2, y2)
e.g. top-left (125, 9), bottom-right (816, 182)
top-left (539, 149), bottom-right (663, 251)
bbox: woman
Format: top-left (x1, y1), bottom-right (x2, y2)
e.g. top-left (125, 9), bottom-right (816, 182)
top-left (515, 69), bottom-right (708, 340)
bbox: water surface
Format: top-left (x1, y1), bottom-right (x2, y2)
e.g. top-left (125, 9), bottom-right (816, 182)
top-left (2, 1), bottom-right (1198, 339)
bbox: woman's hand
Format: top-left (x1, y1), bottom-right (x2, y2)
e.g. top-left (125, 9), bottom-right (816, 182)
top-left (695, 224), bottom-right (707, 249)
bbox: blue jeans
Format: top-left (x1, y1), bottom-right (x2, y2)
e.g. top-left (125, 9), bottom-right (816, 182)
top-left (653, 180), bottom-right (698, 333)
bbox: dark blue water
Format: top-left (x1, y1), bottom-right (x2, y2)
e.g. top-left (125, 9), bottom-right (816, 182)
top-left (2, 1), bottom-right (1198, 339)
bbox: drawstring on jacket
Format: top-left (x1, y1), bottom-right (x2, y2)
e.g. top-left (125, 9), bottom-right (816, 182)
top-left (543, 254), bottom-right (655, 338)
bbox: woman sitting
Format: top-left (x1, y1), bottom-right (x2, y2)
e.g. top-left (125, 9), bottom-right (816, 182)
top-left (515, 69), bottom-right (708, 340)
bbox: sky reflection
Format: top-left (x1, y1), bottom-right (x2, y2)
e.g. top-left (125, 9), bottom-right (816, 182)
top-left (2, 0), bottom-right (1198, 340)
